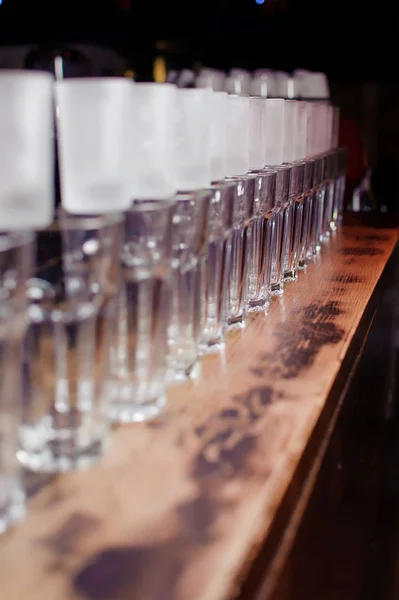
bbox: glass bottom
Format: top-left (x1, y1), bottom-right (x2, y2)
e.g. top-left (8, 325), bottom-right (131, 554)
top-left (110, 392), bottom-right (166, 423)
top-left (284, 269), bottom-right (298, 282)
top-left (199, 340), bottom-right (225, 356)
top-left (246, 297), bottom-right (270, 312)
top-left (271, 282), bottom-right (284, 296)
top-left (0, 478), bottom-right (25, 535)
top-left (227, 314), bottom-right (245, 330)
top-left (18, 417), bottom-right (108, 473)
top-left (167, 358), bottom-right (199, 384)
top-left (307, 245), bottom-right (321, 259)
top-left (298, 259), bottom-right (307, 270)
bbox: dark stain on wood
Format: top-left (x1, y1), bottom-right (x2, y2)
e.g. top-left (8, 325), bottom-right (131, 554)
top-left (74, 543), bottom-right (184, 600)
top-left (73, 468), bottom-right (247, 599)
top-left (355, 234), bottom-right (390, 242)
top-left (40, 512), bottom-right (100, 557)
top-left (192, 434), bottom-right (257, 479)
top-left (195, 388), bottom-right (274, 441)
top-left (145, 418), bottom-right (166, 430)
top-left (73, 489), bottom-right (230, 600)
top-left (192, 387), bottom-right (273, 478)
top-left (24, 471), bottom-right (77, 509)
top-left (23, 471), bottom-right (56, 499)
top-left (220, 408), bottom-right (240, 419)
top-left (176, 495), bottom-right (226, 542)
top-left (194, 425), bottom-right (206, 437)
top-left (331, 275), bottom-right (365, 284)
top-left (255, 301), bottom-right (345, 379)
top-left (340, 247), bottom-right (384, 257)
top-left (45, 486), bottom-right (77, 509)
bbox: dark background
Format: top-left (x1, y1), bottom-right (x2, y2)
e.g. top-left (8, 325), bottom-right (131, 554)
top-left (0, 0), bottom-right (397, 79)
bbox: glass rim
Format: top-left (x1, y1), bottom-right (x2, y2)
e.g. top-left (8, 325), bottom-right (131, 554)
top-left (0, 70), bottom-right (53, 83)
top-left (208, 180), bottom-right (237, 190)
top-left (224, 174), bottom-right (257, 183)
top-left (134, 82), bottom-right (177, 90)
top-left (249, 95), bottom-right (267, 101)
top-left (174, 190), bottom-right (211, 203)
top-left (0, 231), bottom-right (34, 252)
top-left (49, 208), bottom-right (123, 231)
top-left (55, 76), bottom-right (132, 88)
top-left (273, 164), bottom-right (291, 172)
top-left (177, 88), bottom-right (211, 95)
top-left (129, 199), bottom-right (175, 213)
top-left (228, 94), bottom-right (250, 101)
top-left (250, 169), bottom-right (277, 182)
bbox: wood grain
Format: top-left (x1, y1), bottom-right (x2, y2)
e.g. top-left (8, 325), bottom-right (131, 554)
top-left (0, 224), bottom-right (397, 600)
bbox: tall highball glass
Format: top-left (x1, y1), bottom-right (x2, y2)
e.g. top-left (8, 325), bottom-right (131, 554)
top-left (110, 200), bottom-right (173, 423)
top-left (18, 212), bottom-right (121, 472)
top-left (0, 232), bottom-right (34, 533)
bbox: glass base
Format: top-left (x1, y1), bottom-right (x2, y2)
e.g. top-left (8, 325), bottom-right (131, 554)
top-left (298, 259), bottom-right (307, 270)
top-left (110, 394), bottom-right (166, 423)
top-left (227, 314), bottom-right (245, 330)
top-left (283, 269), bottom-right (297, 282)
top-left (18, 418), bottom-right (108, 473)
top-left (307, 246), bottom-right (320, 260)
top-left (167, 358), bottom-right (199, 384)
top-left (0, 479), bottom-right (25, 535)
top-left (270, 282), bottom-right (284, 296)
top-left (246, 297), bottom-right (270, 312)
top-left (199, 341), bottom-right (225, 356)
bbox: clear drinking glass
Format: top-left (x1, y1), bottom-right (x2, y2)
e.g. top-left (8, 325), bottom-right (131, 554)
top-left (317, 155), bottom-right (328, 245)
top-left (129, 83), bottom-right (178, 200)
top-left (55, 77), bottom-right (135, 214)
top-left (0, 232), bottom-right (34, 533)
top-left (110, 201), bottom-right (173, 423)
top-left (298, 159), bottom-right (315, 269)
top-left (246, 170), bottom-right (275, 311)
top-left (281, 191), bottom-right (296, 282)
top-left (284, 162), bottom-right (305, 280)
top-left (283, 101), bottom-right (298, 163)
top-left (322, 152), bottom-right (337, 235)
top-left (265, 100), bottom-right (285, 166)
top-left (296, 101), bottom-right (308, 160)
top-left (307, 156), bottom-right (325, 258)
top-left (199, 182), bottom-right (234, 354)
top-left (167, 191), bottom-right (210, 381)
top-left (209, 92), bottom-right (228, 182)
top-left (18, 212), bottom-right (122, 472)
top-left (173, 88), bottom-right (212, 190)
top-left (225, 95), bottom-right (250, 177)
top-left (334, 148), bottom-right (348, 224)
top-left (268, 165), bottom-right (290, 295)
top-left (0, 71), bottom-right (54, 230)
top-left (224, 176), bottom-right (255, 328)
top-left (248, 97), bottom-right (267, 171)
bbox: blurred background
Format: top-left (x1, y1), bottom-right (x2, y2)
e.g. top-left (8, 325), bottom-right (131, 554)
top-left (0, 0), bottom-right (398, 212)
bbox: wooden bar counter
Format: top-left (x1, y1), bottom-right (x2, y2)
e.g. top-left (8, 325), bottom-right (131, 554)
top-left (0, 221), bottom-right (397, 600)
